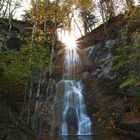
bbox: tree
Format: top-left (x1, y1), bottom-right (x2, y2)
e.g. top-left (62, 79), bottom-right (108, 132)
top-left (126, 0), bottom-right (134, 9)
top-left (23, 0), bottom-right (60, 138)
top-left (0, 0), bottom-right (5, 13)
top-left (80, 9), bottom-right (97, 34)
top-left (99, 0), bottom-right (115, 22)
top-left (0, 0), bottom-right (22, 31)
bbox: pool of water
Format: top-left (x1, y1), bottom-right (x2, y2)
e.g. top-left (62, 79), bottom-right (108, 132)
top-left (46, 134), bottom-right (132, 140)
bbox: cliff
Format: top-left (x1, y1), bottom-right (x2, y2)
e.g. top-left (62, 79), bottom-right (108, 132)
top-left (77, 14), bottom-right (140, 139)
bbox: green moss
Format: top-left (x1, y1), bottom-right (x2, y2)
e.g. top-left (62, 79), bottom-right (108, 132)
top-left (133, 87), bottom-right (140, 103)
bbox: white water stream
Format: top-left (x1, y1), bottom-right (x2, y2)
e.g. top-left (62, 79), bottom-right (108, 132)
top-left (60, 43), bottom-right (92, 135)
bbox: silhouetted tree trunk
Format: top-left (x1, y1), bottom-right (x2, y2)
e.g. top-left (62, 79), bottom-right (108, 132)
top-left (27, 0), bottom-right (38, 126)
top-left (99, 0), bottom-right (109, 38)
top-left (0, 0), bottom-right (4, 12)
top-left (2, 0), bottom-right (9, 18)
top-left (73, 19), bottom-right (83, 36)
top-left (108, 0), bottom-right (115, 19)
top-left (82, 10), bottom-right (88, 34)
top-left (100, 0), bottom-right (115, 21)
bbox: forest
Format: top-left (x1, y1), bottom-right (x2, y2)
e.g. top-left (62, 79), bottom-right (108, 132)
top-left (0, 0), bottom-right (140, 140)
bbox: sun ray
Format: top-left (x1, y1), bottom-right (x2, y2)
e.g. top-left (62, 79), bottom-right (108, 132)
top-left (62, 36), bottom-right (77, 50)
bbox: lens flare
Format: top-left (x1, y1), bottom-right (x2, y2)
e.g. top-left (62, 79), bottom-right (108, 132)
top-left (62, 36), bottom-right (77, 49)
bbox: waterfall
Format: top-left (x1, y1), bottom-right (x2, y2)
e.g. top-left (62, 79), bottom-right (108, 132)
top-left (59, 42), bottom-right (92, 135)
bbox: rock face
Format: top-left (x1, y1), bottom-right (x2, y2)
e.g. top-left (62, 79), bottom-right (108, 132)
top-left (0, 19), bottom-right (32, 51)
top-left (77, 15), bottom-right (125, 49)
top-left (85, 39), bottom-right (117, 80)
top-left (77, 15), bottom-right (140, 139)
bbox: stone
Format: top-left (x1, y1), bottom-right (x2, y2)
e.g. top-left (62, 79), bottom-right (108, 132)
top-left (82, 72), bottom-right (91, 79)
top-left (85, 39), bottom-right (117, 80)
top-left (91, 68), bottom-right (101, 76)
top-left (85, 43), bottom-right (103, 61)
top-left (92, 52), bottom-right (115, 79)
top-left (104, 39), bottom-right (118, 48)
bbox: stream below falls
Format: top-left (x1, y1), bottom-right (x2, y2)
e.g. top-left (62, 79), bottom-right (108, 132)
top-left (46, 134), bottom-right (133, 140)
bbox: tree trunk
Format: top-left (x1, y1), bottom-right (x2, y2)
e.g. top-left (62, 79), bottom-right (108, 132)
top-left (100, 1), bottom-right (109, 39)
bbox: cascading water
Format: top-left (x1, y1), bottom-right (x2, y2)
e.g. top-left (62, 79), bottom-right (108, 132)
top-left (59, 41), bottom-right (92, 135)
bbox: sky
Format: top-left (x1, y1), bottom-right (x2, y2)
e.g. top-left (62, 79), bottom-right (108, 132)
top-left (14, 0), bottom-right (31, 20)
top-left (14, 0), bottom-right (57, 20)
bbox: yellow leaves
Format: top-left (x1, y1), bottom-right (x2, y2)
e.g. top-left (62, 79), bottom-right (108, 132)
top-left (62, 0), bottom-right (94, 10)
top-left (125, 6), bottom-right (140, 25)
top-left (75, 0), bottom-right (94, 10)
top-left (29, 0), bottom-right (95, 33)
